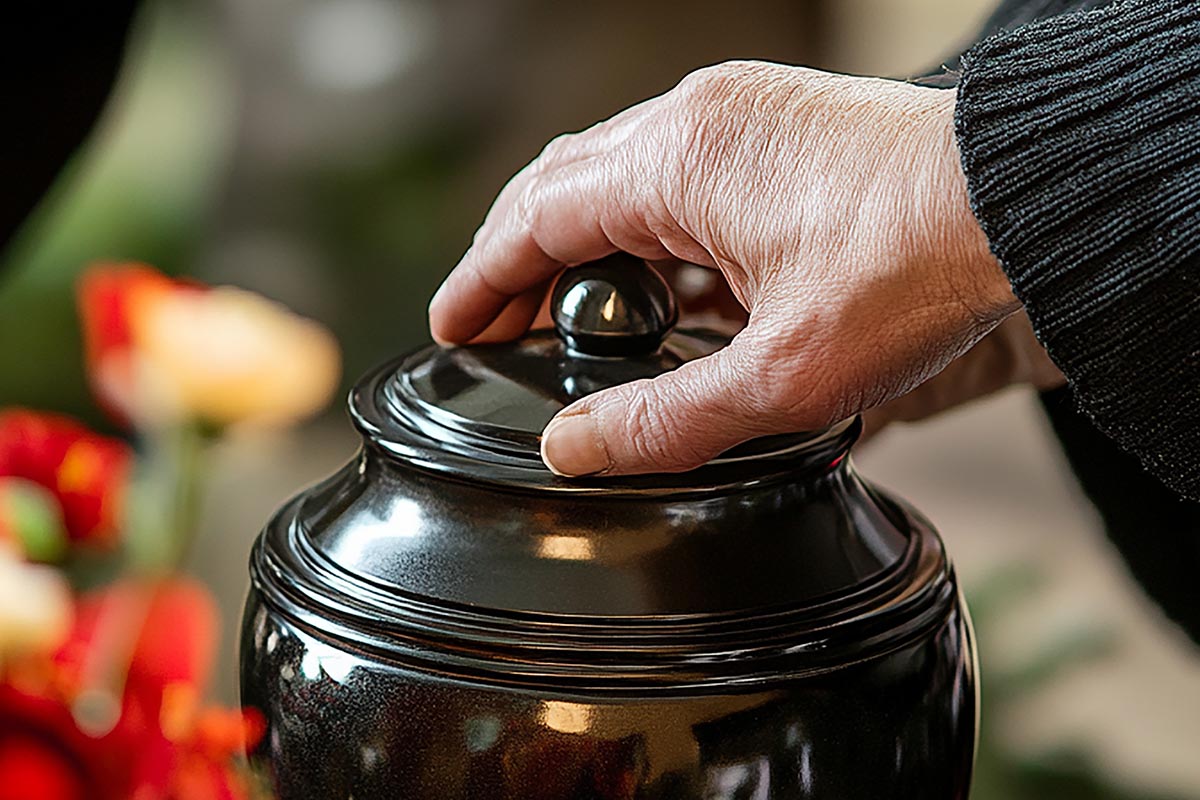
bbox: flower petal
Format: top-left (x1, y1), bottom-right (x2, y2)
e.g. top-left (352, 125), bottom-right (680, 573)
top-left (136, 287), bottom-right (341, 428)
top-left (77, 263), bottom-right (184, 427)
top-left (0, 410), bottom-right (131, 545)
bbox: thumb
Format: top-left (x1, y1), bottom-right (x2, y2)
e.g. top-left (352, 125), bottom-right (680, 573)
top-left (540, 338), bottom-right (784, 477)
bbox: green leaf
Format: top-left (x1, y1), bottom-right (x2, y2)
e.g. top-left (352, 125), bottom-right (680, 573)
top-left (0, 477), bottom-right (69, 563)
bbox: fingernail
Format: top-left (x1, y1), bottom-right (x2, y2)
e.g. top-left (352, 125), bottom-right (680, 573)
top-left (541, 413), bottom-right (611, 477)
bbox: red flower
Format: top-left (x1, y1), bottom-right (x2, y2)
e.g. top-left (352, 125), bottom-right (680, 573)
top-left (171, 707), bottom-right (267, 800)
top-left (2, 578), bottom-right (265, 800)
top-left (55, 579), bottom-right (218, 797)
top-left (77, 264), bottom-right (193, 427)
top-left (0, 411), bottom-right (131, 547)
top-left (77, 265), bottom-right (183, 364)
top-left (0, 687), bottom-right (108, 800)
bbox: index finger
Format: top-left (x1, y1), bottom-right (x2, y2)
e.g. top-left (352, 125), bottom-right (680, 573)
top-left (427, 186), bottom-right (566, 345)
top-left (428, 104), bottom-right (658, 344)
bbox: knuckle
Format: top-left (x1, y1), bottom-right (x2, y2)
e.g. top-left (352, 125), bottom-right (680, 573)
top-left (668, 63), bottom-right (778, 218)
top-left (622, 391), bottom-right (665, 460)
top-left (513, 176), bottom-right (542, 232)
top-left (538, 132), bottom-right (578, 167)
top-left (674, 64), bottom-right (737, 124)
top-left (675, 61), bottom-right (777, 109)
top-left (678, 61), bottom-right (749, 95)
top-left (673, 66), bottom-right (710, 96)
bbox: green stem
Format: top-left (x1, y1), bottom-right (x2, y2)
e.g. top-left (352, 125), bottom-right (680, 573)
top-left (167, 422), bottom-right (207, 568)
top-left (127, 421), bottom-right (210, 574)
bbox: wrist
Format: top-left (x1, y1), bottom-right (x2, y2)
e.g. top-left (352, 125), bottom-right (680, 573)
top-left (925, 90), bottom-right (1020, 326)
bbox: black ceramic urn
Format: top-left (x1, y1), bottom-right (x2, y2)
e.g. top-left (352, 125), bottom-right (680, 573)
top-left (240, 255), bottom-right (978, 799)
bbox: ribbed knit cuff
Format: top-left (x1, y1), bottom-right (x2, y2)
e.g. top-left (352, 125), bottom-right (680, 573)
top-left (956, 0), bottom-right (1200, 501)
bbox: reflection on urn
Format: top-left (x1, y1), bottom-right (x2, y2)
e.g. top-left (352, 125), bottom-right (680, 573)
top-left (492, 708), bottom-right (648, 800)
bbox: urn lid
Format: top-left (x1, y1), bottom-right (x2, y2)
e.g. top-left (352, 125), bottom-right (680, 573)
top-left (350, 253), bottom-right (850, 490)
top-left (251, 255), bottom-right (956, 688)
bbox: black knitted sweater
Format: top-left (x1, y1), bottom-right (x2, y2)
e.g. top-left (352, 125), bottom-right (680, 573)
top-left (955, 0), bottom-right (1200, 643)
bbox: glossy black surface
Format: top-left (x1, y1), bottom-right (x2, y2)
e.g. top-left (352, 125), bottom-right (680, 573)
top-left (243, 444), bottom-right (979, 797)
top-left (242, 591), bottom-right (975, 799)
top-left (367, 331), bottom-right (843, 493)
top-left (241, 256), bottom-right (979, 798)
top-left (551, 254), bottom-right (678, 357)
top-left (258, 435), bottom-right (928, 618)
top-left (384, 328), bottom-right (726, 458)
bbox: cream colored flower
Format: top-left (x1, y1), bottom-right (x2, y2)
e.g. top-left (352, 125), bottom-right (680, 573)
top-left (0, 545), bottom-right (73, 658)
top-left (80, 264), bottom-right (341, 430)
top-left (132, 286), bottom-right (341, 428)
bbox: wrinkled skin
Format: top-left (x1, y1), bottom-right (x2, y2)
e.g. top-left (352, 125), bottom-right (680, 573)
top-left (429, 61), bottom-right (1063, 477)
top-left (862, 312), bottom-right (1064, 440)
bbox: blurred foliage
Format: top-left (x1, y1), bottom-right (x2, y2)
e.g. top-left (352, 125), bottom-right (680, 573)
top-left (969, 564), bottom-right (1194, 800)
top-left (296, 122), bottom-right (480, 389)
top-left (0, 0), bottom-right (487, 425)
top-left (0, 0), bottom-right (234, 426)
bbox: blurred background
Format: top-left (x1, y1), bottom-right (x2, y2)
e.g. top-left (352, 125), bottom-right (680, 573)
top-left (2, 1), bottom-right (1198, 798)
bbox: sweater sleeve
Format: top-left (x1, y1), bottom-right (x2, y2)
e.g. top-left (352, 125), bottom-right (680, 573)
top-left (954, 0), bottom-right (1200, 501)
top-left (1041, 386), bottom-right (1200, 644)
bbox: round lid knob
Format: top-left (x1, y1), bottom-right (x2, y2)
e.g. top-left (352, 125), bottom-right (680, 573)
top-left (551, 254), bottom-right (678, 357)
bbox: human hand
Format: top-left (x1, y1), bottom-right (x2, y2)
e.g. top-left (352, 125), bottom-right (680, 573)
top-left (861, 311), bottom-right (1065, 442)
top-left (655, 266), bottom-right (1063, 442)
top-left (428, 61), bottom-right (1021, 476)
